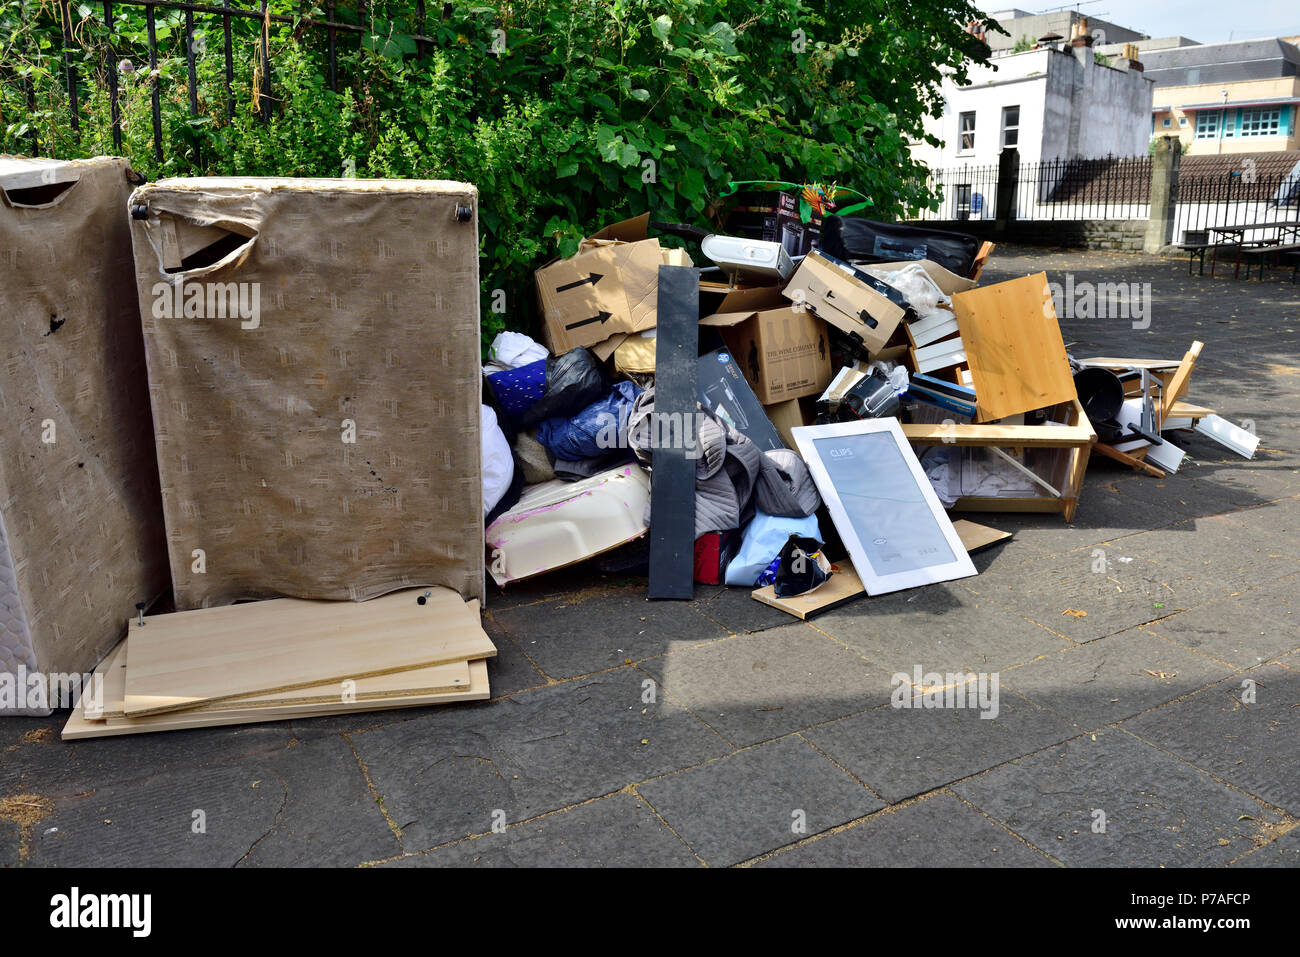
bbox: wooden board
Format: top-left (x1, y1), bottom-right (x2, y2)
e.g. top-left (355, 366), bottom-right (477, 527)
top-left (90, 638), bottom-right (474, 721)
top-left (64, 660), bottom-right (491, 740)
top-left (123, 587), bottom-right (494, 717)
top-left (752, 521), bottom-right (1012, 619)
top-left (969, 241), bottom-right (995, 281)
top-left (648, 265), bottom-right (699, 599)
top-left (952, 273), bottom-right (1077, 423)
top-left (951, 519), bottom-right (1013, 552)
top-left (1167, 399), bottom-right (1215, 420)
top-left (1161, 340), bottom-right (1204, 420)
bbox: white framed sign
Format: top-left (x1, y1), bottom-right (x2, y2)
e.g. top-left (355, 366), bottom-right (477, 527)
top-left (791, 418), bottom-right (976, 595)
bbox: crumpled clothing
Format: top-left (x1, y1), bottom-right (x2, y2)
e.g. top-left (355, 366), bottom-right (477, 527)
top-left (627, 387), bottom-right (761, 538)
top-left (755, 448), bottom-right (821, 517)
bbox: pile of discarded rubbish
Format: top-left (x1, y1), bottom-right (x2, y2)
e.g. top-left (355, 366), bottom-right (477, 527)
top-left (0, 159), bottom-right (1256, 738)
top-left (482, 195), bottom-right (1256, 615)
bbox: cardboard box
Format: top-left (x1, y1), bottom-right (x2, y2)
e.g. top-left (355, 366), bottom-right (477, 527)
top-left (764, 396), bottom-right (816, 449)
top-left (700, 286), bottom-right (833, 404)
top-left (782, 250), bottom-right (910, 355)
top-left (536, 214), bottom-right (662, 353)
top-left (697, 347), bottom-right (785, 451)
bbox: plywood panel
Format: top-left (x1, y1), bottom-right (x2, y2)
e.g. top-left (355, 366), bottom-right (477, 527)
top-left (123, 587), bottom-right (494, 716)
top-left (64, 660), bottom-right (490, 740)
top-left (952, 273), bottom-right (1077, 422)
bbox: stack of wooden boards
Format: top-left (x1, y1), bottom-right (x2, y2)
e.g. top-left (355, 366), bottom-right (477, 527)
top-left (63, 587), bottom-right (495, 739)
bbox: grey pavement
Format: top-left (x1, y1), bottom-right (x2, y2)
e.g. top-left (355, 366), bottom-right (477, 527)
top-left (2, 246), bottom-right (1297, 867)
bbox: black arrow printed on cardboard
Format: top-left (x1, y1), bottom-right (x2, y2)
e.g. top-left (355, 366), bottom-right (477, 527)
top-left (564, 310), bottom-right (612, 330)
top-left (555, 273), bottom-right (604, 292)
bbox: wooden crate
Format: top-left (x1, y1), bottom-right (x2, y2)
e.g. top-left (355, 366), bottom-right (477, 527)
top-left (901, 397), bottom-right (1095, 521)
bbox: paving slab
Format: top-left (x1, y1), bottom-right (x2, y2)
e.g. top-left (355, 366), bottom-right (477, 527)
top-left (1122, 515), bottom-right (1300, 598)
top-left (758, 792), bottom-right (1054, 867)
top-left (1143, 599), bottom-right (1298, 668)
top-left (0, 722), bottom-right (296, 797)
top-left (963, 549), bottom-right (1205, 643)
top-left (237, 734), bottom-right (400, 867)
top-left (490, 582), bottom-right (728, 680)
top-left (1122, 664), bottom-right (1299, 815)
top-left (25, 763), bottom-right (285, 867)
top-left (953, 730), bottom-right (1284, 867)
top-left (637, 624), bottom-right (891, 747)
top-left (811, 583), bottom-right (1071, 675)
top-left (1232, 826), bottom-right (1300, 867)
top-left (958, 480), bottom-right (1184, 557)
top-left (693, 585), bottom-right (803, 636)
top-left (381, 792), bottom-right (698, 867)
top-left (636, 735), bottom-right (883, 866)
top-left (804, 691), bottom-right (1078, 803)
top-left (348, 669), bottom-right (728, 851)
top-left (1000, 628), bottom-right (1235, 731)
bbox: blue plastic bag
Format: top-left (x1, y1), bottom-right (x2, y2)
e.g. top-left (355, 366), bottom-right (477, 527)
top-left (536, 381), bottom-right (642, 462)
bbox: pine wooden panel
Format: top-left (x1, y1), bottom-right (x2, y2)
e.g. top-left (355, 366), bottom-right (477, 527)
top-left (952, 273), bottom-right (1077, 423)
top-left (64, 660), bottom-right (490, 740)
top-left (91, 637), bottom-right (473, 720)
top-left (123, 587), bottom-right (494, 716)
top-left (1161, 341), bottom-right (1204, 419)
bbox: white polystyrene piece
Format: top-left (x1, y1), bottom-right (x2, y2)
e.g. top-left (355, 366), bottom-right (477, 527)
top-left (484, 465), bottom-right (651, 586)
top-left (1193, 414), bottom-right (1259, 459)
top-left (1145, 439), bottom-right (1186, 474)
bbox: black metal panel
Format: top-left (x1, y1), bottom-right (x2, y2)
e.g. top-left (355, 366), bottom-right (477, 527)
top-left (647, 265), bottom-right (700, 601)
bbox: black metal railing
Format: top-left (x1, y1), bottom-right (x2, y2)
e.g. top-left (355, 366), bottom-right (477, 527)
top-left (3, 0), bottom-right (440, 163)
top-left (912, 154), bottom-right (1153, 222)
top-left (1172, 167), bottom-right (1300, 243)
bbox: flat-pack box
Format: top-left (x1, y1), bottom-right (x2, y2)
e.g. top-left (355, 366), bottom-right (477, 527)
top-left (0, 156), bottom-right (170, 711)
top-left (536, 214), bottom-right (662, 353)
top-left (127, 176), bottom-right (484, 610)
top-left (782, 250), bottom-right (910, 355)
top-left (700, 286), bottom-right (832, 404)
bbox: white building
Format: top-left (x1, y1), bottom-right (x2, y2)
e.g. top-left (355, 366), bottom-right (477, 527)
top-left (910, 38), bottom-right (1155, 170)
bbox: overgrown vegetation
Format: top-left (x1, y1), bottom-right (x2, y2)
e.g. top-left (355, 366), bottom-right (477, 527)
top-left (1, 1), bottom-right (995, 337)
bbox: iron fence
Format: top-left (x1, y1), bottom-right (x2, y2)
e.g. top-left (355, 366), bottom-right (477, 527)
top-left (1172, 166), bottom-right (1300, 244)
top-left (3, 0), bottom-right (440, 163)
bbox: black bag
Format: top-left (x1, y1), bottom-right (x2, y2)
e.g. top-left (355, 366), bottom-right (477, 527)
top-left (516, 347), bottom-right (609, 429)
top-left (774, 534), bottom-right (831, 598)
top-left (821, 216), bottom-right (981, 277)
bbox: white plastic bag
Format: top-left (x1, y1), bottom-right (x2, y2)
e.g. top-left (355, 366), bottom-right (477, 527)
top-left (481, 404), bottom-right (515, 515)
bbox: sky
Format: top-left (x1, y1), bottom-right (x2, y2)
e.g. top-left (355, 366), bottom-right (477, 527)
top-left (978, 0), bottom-right (1300, 44)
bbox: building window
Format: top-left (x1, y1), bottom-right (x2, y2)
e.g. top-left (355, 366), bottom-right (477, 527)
top-left (1001, 106), bottom-right (1019, 148)
top-left (1161, 117), bottom-right (1171, 128)
top-left (1239, 109), bottom-right (1281, 136)
top-left (1194, 112), bottom-right (1220, 139)
top-left (959, 112), bottom-right (976, 151)
top-left (1179, 117), bottom-right (1188, 127)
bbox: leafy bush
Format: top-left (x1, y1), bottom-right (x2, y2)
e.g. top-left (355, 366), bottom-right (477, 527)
top-left (1, 1), bottom-right (993, 341)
